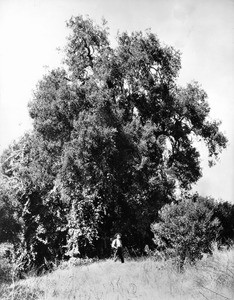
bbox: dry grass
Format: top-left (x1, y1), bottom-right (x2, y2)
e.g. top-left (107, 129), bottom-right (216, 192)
top-left (1, 246), bottom-right (234, 300)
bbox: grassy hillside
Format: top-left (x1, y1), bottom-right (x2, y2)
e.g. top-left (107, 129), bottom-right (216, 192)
top-left (1, 246), bottom-right (234, 300)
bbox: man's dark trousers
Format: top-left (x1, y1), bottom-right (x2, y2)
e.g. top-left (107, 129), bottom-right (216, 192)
top-left (114, 247), bottom-right (124, 263)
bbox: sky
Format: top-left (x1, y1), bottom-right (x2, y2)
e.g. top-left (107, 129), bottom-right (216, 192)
top-left (0, 0), bottom-right (233, 203)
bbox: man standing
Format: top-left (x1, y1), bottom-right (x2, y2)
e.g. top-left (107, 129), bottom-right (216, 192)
top-left (111, 233), bottom-right (124, 263)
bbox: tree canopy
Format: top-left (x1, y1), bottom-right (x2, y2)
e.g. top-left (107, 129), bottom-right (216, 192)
top-left (0, 15), bottom-right (228, 270)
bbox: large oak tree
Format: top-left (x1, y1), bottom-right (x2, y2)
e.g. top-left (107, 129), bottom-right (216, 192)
top-left (0, 15), bottom-right (227, 268)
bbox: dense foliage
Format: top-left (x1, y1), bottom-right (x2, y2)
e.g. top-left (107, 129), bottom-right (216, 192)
top-left (0, 188), bottom-right (21, 245)
top-left (214, 201), bottom-right (234, 246)
top-left (151, 195), bottom-right (221, 266)
top-left (0, 15), bottom-right (228, 272)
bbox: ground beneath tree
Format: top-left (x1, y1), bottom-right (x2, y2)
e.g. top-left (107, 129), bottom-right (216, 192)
top-left (2, 247), bottom-right (234, 300)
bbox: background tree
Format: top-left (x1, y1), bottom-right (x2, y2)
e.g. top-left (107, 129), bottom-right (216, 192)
top-left (0, 135), bottom-right (67, 273)
top-left (0, 15), bottom-right (227, 269)
top-left (214, 201), bottom-right (234, 246)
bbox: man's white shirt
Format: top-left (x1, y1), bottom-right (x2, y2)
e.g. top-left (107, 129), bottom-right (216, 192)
top-left (112, 238), bottom-right (122, 248)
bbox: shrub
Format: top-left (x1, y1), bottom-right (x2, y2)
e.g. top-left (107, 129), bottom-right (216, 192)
top-left (151, 195), bottom-right (221, 266)
top-left (0, 243), bottom-right (14, 284)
